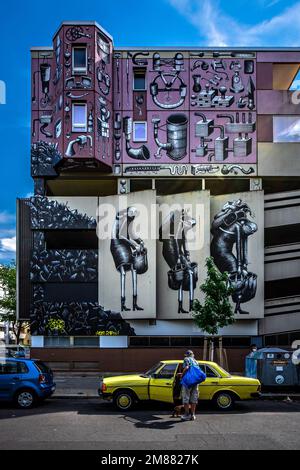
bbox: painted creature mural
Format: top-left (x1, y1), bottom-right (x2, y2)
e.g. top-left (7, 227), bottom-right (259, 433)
top-left (159, 209), bottom-right (198, 313)
top-left (210, 199), bottom-right (258, 314)
top-left (110, 206), bottom-right (148, 312)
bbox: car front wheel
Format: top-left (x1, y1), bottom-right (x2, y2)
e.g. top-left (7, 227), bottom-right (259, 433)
top-left (113, 390), bottom-right (136, 411)
top-left (15, 389), bottom-right (36, 409)
top-left (213, 391), bottom-right (235, 411)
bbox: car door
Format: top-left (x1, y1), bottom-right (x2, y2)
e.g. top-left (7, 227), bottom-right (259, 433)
top-left (199, 364), bottom-right (221, 400)
top-left (149, 363), bottom-right (178, 403)
top-left (0, 360), bottom-right (22, 400)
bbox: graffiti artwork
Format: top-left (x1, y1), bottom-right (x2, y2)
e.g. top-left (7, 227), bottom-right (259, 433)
top-left (211, 199), bottom-right (257, 314)
top-left (157, 191), bottom-right (210, 320)
top-left (210, 192), bottom-right (264, 318)
top-left (159, 209), bottom-right (198, 313)
top-left (110, 207), bottom-right (148, 312)
top-left (99, 190), bottom-right (156, 319)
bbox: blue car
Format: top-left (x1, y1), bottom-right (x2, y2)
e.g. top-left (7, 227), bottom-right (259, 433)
top-left (0, 357), bottom-right (56, 408)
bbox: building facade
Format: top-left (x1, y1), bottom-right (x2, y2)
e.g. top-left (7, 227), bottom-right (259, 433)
top-left (17, 21), bottom-right (300, 371)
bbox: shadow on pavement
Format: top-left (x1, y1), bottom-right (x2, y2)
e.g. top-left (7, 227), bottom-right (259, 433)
top-left (0, 396), bottom-right (300, 427)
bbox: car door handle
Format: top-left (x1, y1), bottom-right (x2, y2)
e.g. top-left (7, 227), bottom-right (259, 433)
top-left (211, 381), bottom-right (219, 384)
top-left (12, 377), bottom-right (20, 381)
top-left (166, 382), bottom-right (172, 385)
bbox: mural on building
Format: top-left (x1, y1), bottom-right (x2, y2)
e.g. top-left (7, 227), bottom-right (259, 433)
top-left (28, 196), bottom-right (136, 336)
top-left (210, 191), bottom-right (264, 318)
top-left (159, 209), bottom-right (198, 313)
top-left (211, 199), bottom-right (258, 314)
top-left (99, 190), bottom-right (156, 319)
top-left (110, 206), bottom-right (148, 312)
top-left (157, 191), bottom-right (210, 320)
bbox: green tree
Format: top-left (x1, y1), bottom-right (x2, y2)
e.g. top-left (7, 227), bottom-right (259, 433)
top-left (192, 257), bottom-right (235, 361)
top-left (0, 262), bottom-right (28, 344)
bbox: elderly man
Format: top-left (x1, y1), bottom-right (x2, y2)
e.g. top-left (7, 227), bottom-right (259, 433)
top-left (180, 350), bottom-right (199, 421)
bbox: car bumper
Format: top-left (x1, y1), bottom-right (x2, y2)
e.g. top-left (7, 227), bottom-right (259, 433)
top-left (250, 392), bottom-right (261, 398)
top-left (98, 389), bottom-right (112, 400)
top-left (38, 383), bottom-right (56, 398)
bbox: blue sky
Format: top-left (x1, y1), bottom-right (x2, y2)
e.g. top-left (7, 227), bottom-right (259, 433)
top-left (1, 0), bottom-right (300, 263)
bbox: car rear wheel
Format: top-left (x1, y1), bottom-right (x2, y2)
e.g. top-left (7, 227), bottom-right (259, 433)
top-left (213, 391), bottom-right (235, 411)
top-left (15, 389), bottom-right (36, 409)
top-left (113, 390), bottom-right (136, 411)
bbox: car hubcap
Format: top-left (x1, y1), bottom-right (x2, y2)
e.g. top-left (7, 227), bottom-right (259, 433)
top-left (118, 395), bottom-right (131, 408)
top-left (218, 395), bottom-right (231, 408)
top-left (18, 392), bottom-right (33, 408)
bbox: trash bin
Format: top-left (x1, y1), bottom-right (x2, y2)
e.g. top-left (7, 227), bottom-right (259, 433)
top-left (256, 347), bottom-right (298, 389)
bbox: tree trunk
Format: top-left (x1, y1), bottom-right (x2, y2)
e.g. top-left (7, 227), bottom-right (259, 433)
top-left (219, 336), bottom-right (224, 367)
top-left (203, 337), bottom-right (208, 360)
top-left (209, 338), bottom-right (214, 362)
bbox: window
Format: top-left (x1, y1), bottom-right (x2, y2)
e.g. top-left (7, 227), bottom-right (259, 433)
top-left (44, 337), bottom-right (71, 348)
top-left (133, 122), bottom-right (147, 142)
top-left (72, 47), bottom-right (87, 74)
top-left (170, 337), bottom-right (191, 347)
top-left (204, 365), bottom-right (219, 378)
top-left (273, 116), bottom-right (300, 143)
top-left (0, 361), bottom-right (18, 374)
top-left (133, 69), bottom-right (146, 90)
top-left (157, 363), bottom-right (178, 379)
top-left (72, 103), bottom-right (87, 132)
top-left (272, 63), bottom-right (300, 90)
top-left (73, 337), bottom-right (99, 347)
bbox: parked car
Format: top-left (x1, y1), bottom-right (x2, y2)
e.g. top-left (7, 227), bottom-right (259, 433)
top-left (98, 360), bottom-right (261, 411)
top-left (0, 357), bottom-right (56, 408)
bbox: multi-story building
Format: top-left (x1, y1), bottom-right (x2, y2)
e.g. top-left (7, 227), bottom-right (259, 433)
top-left (17, 21), bottom-right (300, 372)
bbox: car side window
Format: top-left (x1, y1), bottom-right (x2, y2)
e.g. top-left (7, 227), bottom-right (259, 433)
top-left (17, 362), bottom-right (29, 374)
top-left (0, 361), bottom-right (19, 374)
top-left (204, 365), bottom-right (219, 378)
top-left (157, 364), bottom-right (178, 379)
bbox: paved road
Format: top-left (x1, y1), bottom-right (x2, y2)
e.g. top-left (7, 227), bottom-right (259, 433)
top-left (0, 398), bottom-right (300, 450)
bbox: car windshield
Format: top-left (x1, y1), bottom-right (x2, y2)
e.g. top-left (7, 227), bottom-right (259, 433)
top-left (143, 362), bottom-right (163, 377)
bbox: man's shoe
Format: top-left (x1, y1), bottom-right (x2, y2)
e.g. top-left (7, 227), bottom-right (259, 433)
top-left (190, 414), bottom-right (196, 421)
top-left (181, 414), bottom-right (190, 421)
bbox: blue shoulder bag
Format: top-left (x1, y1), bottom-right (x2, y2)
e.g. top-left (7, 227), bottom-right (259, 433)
top-left (181, 362), bottom-right (206, 388)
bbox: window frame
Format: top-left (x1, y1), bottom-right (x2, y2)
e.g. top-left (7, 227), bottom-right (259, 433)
top-left (133, 69), bottom-right (146, 91)
top-left (72, 103), bottom-right (87, 133)
top-left (132, 121), bottom-right (147, 142)
top-left (72, 46), bottom-right (88, 75)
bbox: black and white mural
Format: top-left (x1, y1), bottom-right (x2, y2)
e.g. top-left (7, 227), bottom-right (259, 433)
top-left (157, 191), bottom-right (210, 320)
top-left (159, 209), bottom-right (197, 313)
top-left (99, 190), bottom-right (156, 319)
top-left (210, 191), bottom-right (264, 318)
top-left (29, 196), bottom-right (136, 336)
top-left (110, 207), bottom-right (148, 312)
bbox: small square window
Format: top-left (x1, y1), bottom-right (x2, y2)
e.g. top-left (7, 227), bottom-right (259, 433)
top-left (133, 69), bottom-right (146, 91)
top-left (133, 122), bottom-right (147, 142)
top-left (273, 116), bottom-right (300, 142)
top-left (72, 47), bottom-right (87, 74)
top-left (72, 103), bottom-right (87, 132)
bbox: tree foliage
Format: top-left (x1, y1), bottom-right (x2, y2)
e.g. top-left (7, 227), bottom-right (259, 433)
top-left (0, 262), bottom-right (16, 318)
top-left (0, 262), bottom-right (28, 343)
top-left (192, 257), bottom-right (235, 336)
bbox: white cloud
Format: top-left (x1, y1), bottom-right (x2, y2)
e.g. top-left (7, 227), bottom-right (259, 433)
top-left (0, 212), bottom-right (15, 225)
top-left (167, 0), bottom-right (300, 46)
top-left (0, 236), bottom-right (16, 253)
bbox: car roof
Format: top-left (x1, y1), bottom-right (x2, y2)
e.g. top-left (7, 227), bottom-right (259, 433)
top-left (162, 359), bottom-right (218, 366)
top-left (0, 357), bottom-right (33, 362)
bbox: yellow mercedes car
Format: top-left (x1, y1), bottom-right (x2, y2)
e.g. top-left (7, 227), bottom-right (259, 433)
top-left (98, 360), bottom-right (261, 411)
